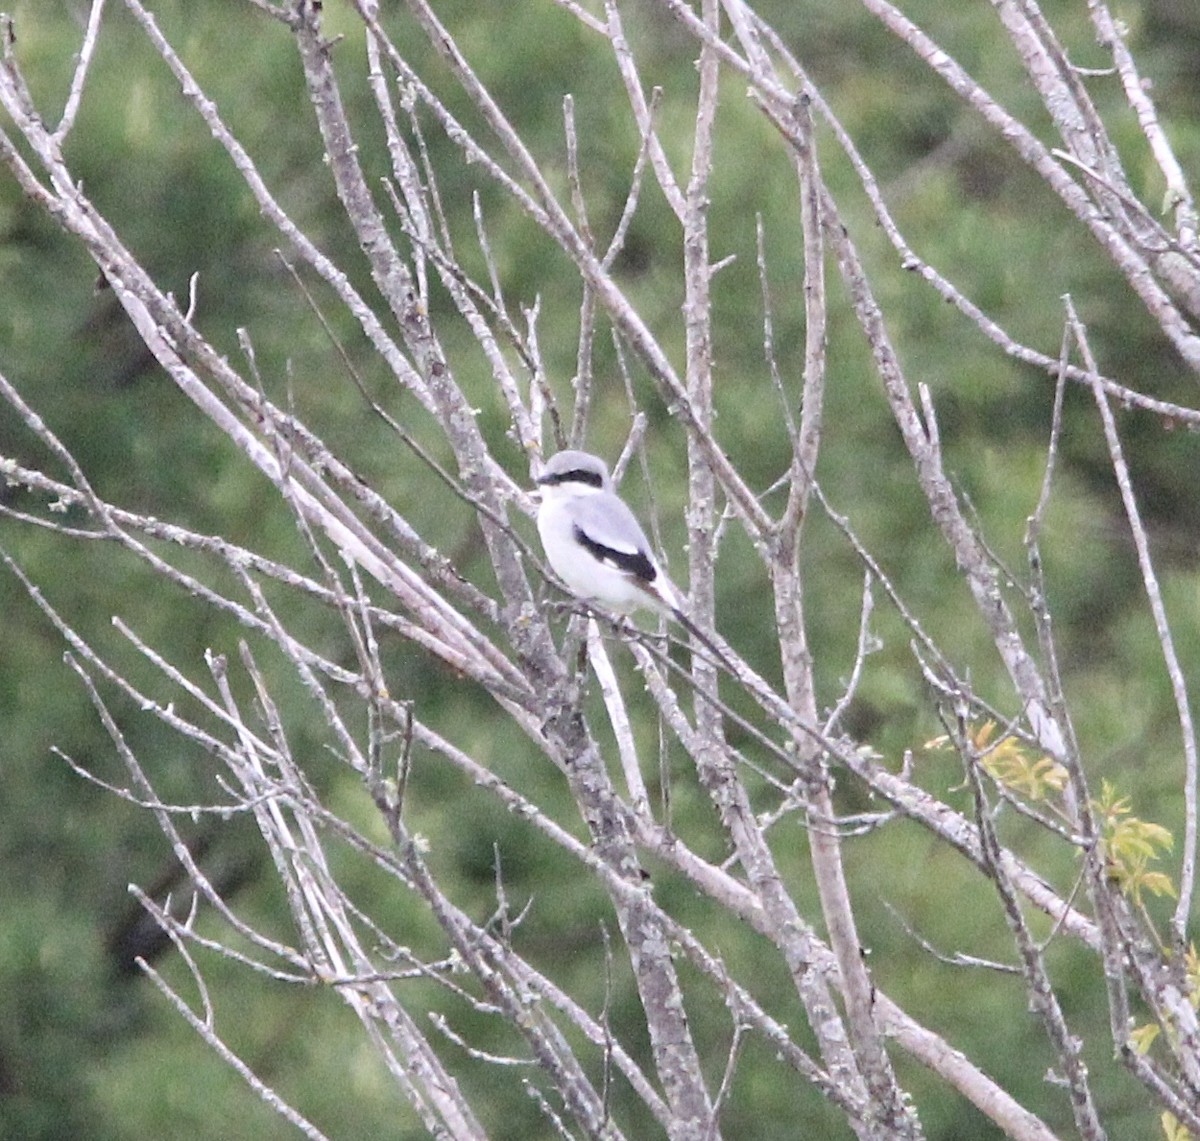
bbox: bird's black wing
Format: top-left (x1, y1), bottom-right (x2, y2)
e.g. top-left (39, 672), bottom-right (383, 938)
top-left (569, 496), bottom-right (660, 586)
top-left (572, 523), bottom-right (659, 585)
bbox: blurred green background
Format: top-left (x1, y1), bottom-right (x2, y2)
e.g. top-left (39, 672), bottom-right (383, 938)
top-left (2, 0), bottom-right (1200, 1137)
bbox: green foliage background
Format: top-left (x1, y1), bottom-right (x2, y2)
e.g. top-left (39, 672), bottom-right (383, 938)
top-left (2, 1), bottom-right (1200, 1137)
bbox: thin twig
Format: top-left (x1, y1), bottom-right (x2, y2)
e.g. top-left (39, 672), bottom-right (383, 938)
top-left (1068, 299), bottom-right (1198, 945)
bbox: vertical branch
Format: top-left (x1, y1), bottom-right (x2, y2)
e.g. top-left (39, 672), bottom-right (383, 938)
top-left (675, 10), bottom-right (906, 1135)
top-left (959, 723), bottom-right (1106, 1140)
top-left (604, 0), bottom-right (688, 221)
top-left (53, 0), bottom-right (108, 143)
top-left (683, 0), bottom-right (720, 668)
top-left (816, 168), bottom-right (1072, 775)
top-left (564, 93), bottom-right (597, 446)
top-left (1087, 0), bottom-right (1199, 258)
top-left (1068, 302), bottom-right (1199, 945)
top-left (588, 620), bottom-right (650, 811)
top-left (786, 89), bottom-right (826, 536)
top-left (720, 8), bottom-right (919, 1135)
top-left (291, 1), bottom-right (538, 627)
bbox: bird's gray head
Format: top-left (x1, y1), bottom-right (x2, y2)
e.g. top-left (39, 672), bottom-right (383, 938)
top-left (536, 450), bottom-right (612, 493)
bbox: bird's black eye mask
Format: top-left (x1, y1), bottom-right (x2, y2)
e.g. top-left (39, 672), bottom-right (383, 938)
top-left (538, 468), bottom-right (604, 489)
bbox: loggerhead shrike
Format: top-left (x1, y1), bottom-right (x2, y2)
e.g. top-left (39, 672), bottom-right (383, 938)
top-left (535, 450), bottom-right (685, 618)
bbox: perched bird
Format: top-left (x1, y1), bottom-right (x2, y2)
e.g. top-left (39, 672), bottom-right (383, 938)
top-left (535, 450), bottom-right (685, 617)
